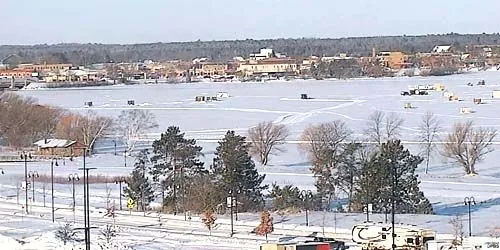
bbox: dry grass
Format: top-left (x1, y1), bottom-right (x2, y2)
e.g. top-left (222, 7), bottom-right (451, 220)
top-left (36, 174), bottom-right (128, 184)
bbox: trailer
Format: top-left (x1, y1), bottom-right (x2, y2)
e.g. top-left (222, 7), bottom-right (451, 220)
top-left (492, 90), bottom-right (500, 99)
top-left (351, 222), bottom-right (436, 250)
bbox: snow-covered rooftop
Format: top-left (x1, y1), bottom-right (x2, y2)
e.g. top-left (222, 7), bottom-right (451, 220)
top-left (34, 139), bottom-right (76, 148)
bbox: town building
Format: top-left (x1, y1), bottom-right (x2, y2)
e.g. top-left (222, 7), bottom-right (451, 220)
top-left (0, 69), bottom-right (35, 78)
top-left (192, 62), bottom-right (228, 77)
top-left (376, 51), bottom-right (409, 70)
top-left (18, 63), bottom-right (72, 72)
top-left (431, 45), bottom-right (454, 54)
top-left (237, 58), bottom-right (299, 76)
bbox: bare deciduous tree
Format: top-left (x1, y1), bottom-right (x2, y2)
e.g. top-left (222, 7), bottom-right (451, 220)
top-left (442, 121), bottom-right (497, 175)
top-left (248, 121), bottom-right (289, 166)
top-left (118, 110), bottom-right (158, 153)
top-left (56, 110), bottom-right (113, 153)
top-left (365, 111), bottom-right (404, 145)
top-left (299, 121), bottom-right (351, 164)
top-left (449, 214), bottom-right (464, 246)
top-left (385, 112), bottom-right (404, 140)
top-left (418, 111), bottom-right (441, 174)
top-left (0, 93), bottom-right (61, 148)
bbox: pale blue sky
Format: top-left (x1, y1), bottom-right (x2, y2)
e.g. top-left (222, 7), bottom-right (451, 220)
top-left (2, 0), bottom-right (499, 45)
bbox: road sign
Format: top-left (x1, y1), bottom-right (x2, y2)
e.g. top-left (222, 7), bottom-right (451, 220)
top-left (127, 198), bottom-right (136, 209)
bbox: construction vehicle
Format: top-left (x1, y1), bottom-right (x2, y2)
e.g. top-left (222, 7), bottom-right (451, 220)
top-left (351, 222), bottom-right (436, 250)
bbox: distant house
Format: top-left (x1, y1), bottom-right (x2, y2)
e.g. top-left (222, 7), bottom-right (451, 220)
top-left (432, 45), bottom-right (453, 54)
top-left (34, 139), bottom-right (85, 157)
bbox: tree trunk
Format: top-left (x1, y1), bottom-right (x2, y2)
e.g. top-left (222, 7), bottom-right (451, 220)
top-left (425, 151), bottom-right (430, 174)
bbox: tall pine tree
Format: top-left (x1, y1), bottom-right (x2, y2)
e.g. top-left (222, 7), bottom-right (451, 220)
top-left (124, 150), bottom-right (155, 211)
top-left (335, 142), bottom-right (364, 212)
top-left (149, 126), bottom-right (204, 211)
top-left (352, 140), bottom-right (433, 214)
top-left (212, 131), bottom-right (267, 211)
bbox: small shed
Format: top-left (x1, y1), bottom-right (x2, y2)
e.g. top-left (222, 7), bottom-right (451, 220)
top-left (301, 94), bottom-right (308, 100)
top-left (443, 92), bottom-right (454, 98)
top-left (127, 100), bottom-right (135, 105)
top-left (84, 101), bottom-right (93, 107)
top-left (493, 90), bottom-right (500, 99)
top-left (34, 139), bottom-right (85, 157)
top-left (473, 98), bottom-right (482, 105)
top-left (195, 96), bottom-right (205, 102)
top-left (217, 92), bottom-right (229, 98)
top-left (433, 84), bottom-right (445, 91)
top-left (460, 107), bottom-right (472, 114)
top-left (449, 95), bottom-right (459, 101)
top-left (404, 102), bottom-right (413, 109)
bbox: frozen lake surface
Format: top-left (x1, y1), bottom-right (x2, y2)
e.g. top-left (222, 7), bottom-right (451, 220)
top-left (1, 71), bottom-right (500, 248)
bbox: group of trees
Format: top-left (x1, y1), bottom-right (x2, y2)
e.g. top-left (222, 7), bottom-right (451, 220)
top-left (253, 111), bottom-right (496, 215)
top-left (0, 93), bottom-right (112, 151)
top-left (310, 59), bottom-right (363, 79)
top-left (124, 127), bottom-right (267, 214)
top-left (2, 33), bottom-right (500, 64)
top-left (122, 109), bottom-right (497, 216)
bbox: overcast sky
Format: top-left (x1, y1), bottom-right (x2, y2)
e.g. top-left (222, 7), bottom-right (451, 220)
top-left (2, 0), bottom-right (499, 45)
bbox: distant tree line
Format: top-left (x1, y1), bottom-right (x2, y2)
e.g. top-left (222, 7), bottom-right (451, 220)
top-left (2, 33), bottom-right (500, 65)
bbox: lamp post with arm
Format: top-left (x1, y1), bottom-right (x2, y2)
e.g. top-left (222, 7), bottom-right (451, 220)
top-left (20, 152), bottom-right (32, 214)
top-left (68, 173), bottom-right (80, 211)
top-left (464, 196), bottom-right (476, 237)
top-left (115, 177), bottom-right (127, 210)
top-left (51, 158), bottom-right (59, 223)
top-left (299, 190), bottom-right (313, 226)
top-left (27, 171), bottom-right (39, 203)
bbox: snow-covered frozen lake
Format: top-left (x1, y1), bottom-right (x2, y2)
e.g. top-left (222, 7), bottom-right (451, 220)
top-left (2, 71), bottom-right (500, 248)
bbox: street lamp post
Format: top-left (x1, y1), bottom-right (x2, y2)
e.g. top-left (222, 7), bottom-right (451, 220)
top-left (464, 196), bottom-right (476, 237)
top-left (20, 152), bottom-right (32, 214)
top-left (115, 177), bottom-right (126, 210)
top-left (228, 189), bottom-right (234, 237)
top-left (51, 159), bottom-right (59, 223)
top-left (299, 190), bottom-right (313, 226)
top-left (235, 189), bottom-right (241, 221)
top-left (28, 171), bottom-right (39, 203)
top-left (389, 159), bottom-right (397, 250)
top-left (77, 147), bottom-right (96, 250)
top-left (68, 174), bottom-right (80, 211)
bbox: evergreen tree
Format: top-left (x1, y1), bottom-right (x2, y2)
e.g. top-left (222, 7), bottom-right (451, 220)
top-left (212, 131), bottom-right (267, 211)
top-left (268, 183), bottom-right (302, 211)
top-left (352, 140), bottom-right (433, 214)
top-left (124, 150), bottom-right (155, 211)
top-left (149, 126), bottom-right (204, 211)
top-left (335, 142), bottom-right (364, 212)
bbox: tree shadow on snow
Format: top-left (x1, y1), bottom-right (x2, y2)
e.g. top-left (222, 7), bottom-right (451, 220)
top-left (433, 197), bottom-right (500, 216)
